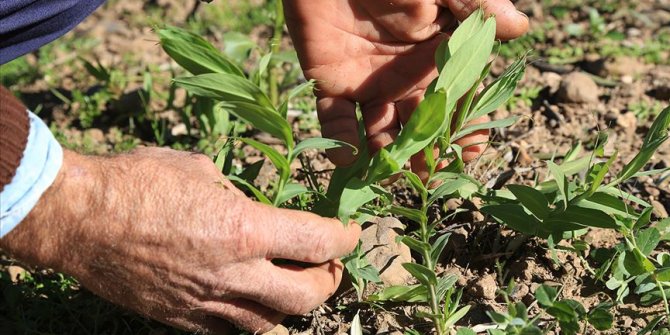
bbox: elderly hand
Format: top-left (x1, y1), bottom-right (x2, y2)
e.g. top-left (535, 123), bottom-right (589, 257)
top-left (0, 147), bottom-right (361, 333)
top-left (285, 0), bottom-right (529, 178)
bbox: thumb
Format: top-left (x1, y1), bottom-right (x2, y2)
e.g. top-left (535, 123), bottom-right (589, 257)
top-left (440, 0), bottom-right (529, 40)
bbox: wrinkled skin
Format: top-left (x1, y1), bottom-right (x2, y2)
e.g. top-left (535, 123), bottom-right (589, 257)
top-left (285, 0), bottom-right (529, 179)
top-left (0, 148), bottom-right (360, 333)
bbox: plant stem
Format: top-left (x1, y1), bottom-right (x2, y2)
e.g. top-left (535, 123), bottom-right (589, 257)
top-left (655, 278), bottom-right (670, 316)
top-left (419, 202), bottom-right (446, 335)
top-left (269, 0), bottom-right (285, 107)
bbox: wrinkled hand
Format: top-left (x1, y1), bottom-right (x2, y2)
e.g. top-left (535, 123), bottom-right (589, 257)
top-left (285, 0), bottom-right (529, 176)
top-left (0, 148), bottom-right (360, 333)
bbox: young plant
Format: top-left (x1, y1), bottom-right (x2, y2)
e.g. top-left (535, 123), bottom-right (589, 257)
top-left (159, 26), bottom-right (353, 206)
top-left (480, 107), bottom-right (670, 315)
top-left (486, 284), bottom-right (614, 335)
top-left (324, 9), bottom-right (528, 334)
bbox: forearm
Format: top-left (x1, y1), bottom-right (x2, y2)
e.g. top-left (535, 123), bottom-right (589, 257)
top-left (0, 150), bottom-right (99, 272)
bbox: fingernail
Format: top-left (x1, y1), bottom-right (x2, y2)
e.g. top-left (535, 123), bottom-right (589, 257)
top-left (516, 10), bottom-right (528, 18)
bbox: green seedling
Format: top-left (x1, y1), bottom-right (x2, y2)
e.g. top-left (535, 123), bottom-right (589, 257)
top-left (160, 26), bottom-right (354, 206)
top-left (485, 283), bottom-right (613, 335)
top-left (312, 9), bottom-right (527, 334)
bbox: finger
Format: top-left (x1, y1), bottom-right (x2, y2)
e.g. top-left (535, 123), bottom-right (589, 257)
top-left (440, 0), bottom-right (529, 40)
top-left (317, 97), bottom-right (360, 166)
top-left (454, 115), bottom-right (490, 162)
top-left (259, 205), bottom-right (361, 263)
top-left (410, 7), bottom-right (458, 40)
top-left (361, 102), bottom-right (401, 156)
top-left (234, 260), bottom-right (344, 315)
top-left (200, 298), bottom-right (285, 334)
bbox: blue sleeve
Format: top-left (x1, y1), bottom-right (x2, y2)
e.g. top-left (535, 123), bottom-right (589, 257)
top-left (0, 0), bottom-right (106, 65)
top-left (0, 111), bottom-right (64, 237)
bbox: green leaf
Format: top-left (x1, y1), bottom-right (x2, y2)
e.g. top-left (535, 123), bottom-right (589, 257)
top-left (507, 184), bottom-right (550, 220)
top-left (366, 148), bottom-right (401, 183)
top-left (481, 204), bottom-right (540, 236)
top-left (587, 152), bottom-right (617, 195)
top-left (431, 233), bottom-right (452, 266)
top-left (623, 249), bottom-right (656, 276)
top-left (468, 56), bottom-right (527, 122)
top-left (292, 137), bottom-right (356, 161)
top-left (655, 218), bottom-right (670, 240)
top-left (456, 328), bottom-right (476, 335)
top-left (535, 284), bottom-right (558, 307)
top-left (435, 16), bottom-right (496, 100)
top-left (636, 228), bottom-right (661, 256)
top-left (237, 159), bottom-right (265, 184)
top-left (448, 8), bottom-right (485, 55)
top-left (548, 205), bottom-right (617, 229)
top-left (221, 31), bottom-right (256, 64)
top-left (404, 171), bottom-right (428, 199)
top-left (452, 115), bottom-right (520, 142)
top-left (382, 93), bottom-right (450, 176)
top-left (486, 311), bottom-right (507, 324)
top-left (575, 192), bottom-right (636, 219)
top-left (655, 267), bottom-right (670, 282)
top-left (174, 74), bottom-right (294, 147)
top-left (173, 73), bottom-right (273, 108)
top-left (545, 301), bottom-right (578, 322)
top-left (159, 26), bottom-right (244, 77)
top-left (547, 161), bottom-right (569, 209)
top-left (368, 284), bottom-right (427, 303)
top-left (338, 178), bottom-right (379, 223)
top-left (389, 206), bottom-right (426, 224)
top-left (239, 138), bottom-right (289, 178)
top-left (428, 177), bottom-right (473, 204)
top-left (445, 305), bottom-right (471, 328)
top-left (633, 207), bottom-right (660, 231)
top-left (227, 175), bottom-right (272, 205)
top-left (616, 107), bottom-right (669, 183)
top-left (276, 183), bottom-right (309, 205)
top-left (637, 315), bottom-right (665, 335)
top-left (400, 236), bottom-right (431, 255)
top-left (403, 263), bottom-right (438, 286)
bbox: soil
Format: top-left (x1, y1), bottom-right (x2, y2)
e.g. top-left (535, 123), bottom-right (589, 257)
top-left (1, 0), bottom-right (669, 334)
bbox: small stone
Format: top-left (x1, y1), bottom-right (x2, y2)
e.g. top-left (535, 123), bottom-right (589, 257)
top-left (646, 186), bottom-right (661, 198)
top-left (84, 128), bottom-right (105, 143)
top-left (171, 123), bottom-right (188, 136)
top-left (360, 217), bottom-right (413, 286)
top-left (511, 283), bottom-right (530, 301)
top-left (469, 274), bottom-right (498, 300)
top-left (621, 75), bottom-right (634, 85)
top-left (263, 325), bottom-right (289, 335)
top-left (652, 200), bottom-right (669, 219)
top-left (603, 56), bottom-right (651, 77)
top-left (616, 112), bottom-right (637, 135)
top-left (541, 72), bottom-right (563, 95)
top-left (557, 72), bottom-right (600, 104)
top-left (7, 265), bottom-right (26, 283)
top-left (445, 198), bottom-right (463, 211)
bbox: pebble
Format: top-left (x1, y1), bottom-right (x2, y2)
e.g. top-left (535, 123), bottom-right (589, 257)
top-left (263, 325), bottom-right (289, 335)
top-left (469, 274), bottom-right (498, 300)
top-left (7, 265), bottom-right (26, 283)
top-left (652, 200), bottom-right (669, 219)
top-left (360, 217), bottom-right (413, 286)
top-left (616, 112), bottom-right (638, 135)
top-left (557, 72), bottom-right (600, 104)
top-left (541, 71), bottom-right (563, 95)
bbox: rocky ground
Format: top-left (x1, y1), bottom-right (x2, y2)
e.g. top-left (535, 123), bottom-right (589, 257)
top-left (1, 0), bottom-right (669, 334)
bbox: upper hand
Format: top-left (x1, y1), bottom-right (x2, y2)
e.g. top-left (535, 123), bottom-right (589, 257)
top-left (0, 147), bottom-right (361, 333)
top-left (285, 0), bottom-right (529, 175)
